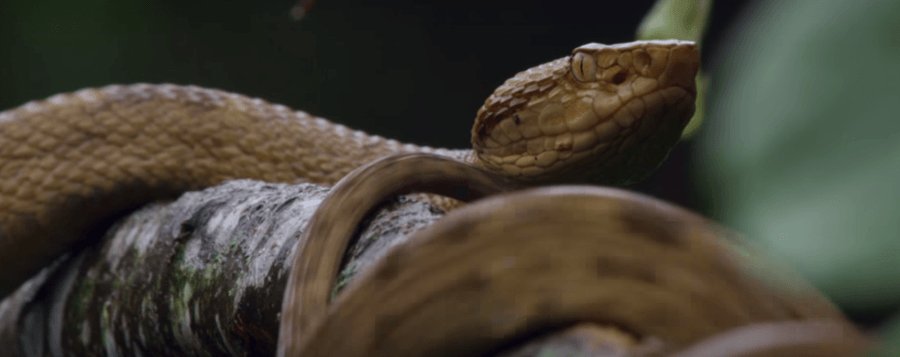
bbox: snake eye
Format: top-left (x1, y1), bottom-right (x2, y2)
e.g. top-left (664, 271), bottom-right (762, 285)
top-left (571, 52), bottom-right (597, 83)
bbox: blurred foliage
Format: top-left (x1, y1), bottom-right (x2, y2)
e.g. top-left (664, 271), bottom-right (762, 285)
top-left (637, 0), bottom-right (711, 41)
top-left (637, 0), bottom-right (711, 138)
top-left (697, 0), bottom-right (900, 319)
top-left (872, 316), bottom-right (900, 356)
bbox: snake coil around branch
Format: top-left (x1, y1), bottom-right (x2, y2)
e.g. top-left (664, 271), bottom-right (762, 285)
top-left (288, 168), bottom-right (863, 356)
top-left (0, 37), bottom-right (869, 355)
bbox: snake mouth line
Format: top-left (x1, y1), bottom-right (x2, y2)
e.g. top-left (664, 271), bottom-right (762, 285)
top-left (476, 85), bottom-right (693, 179)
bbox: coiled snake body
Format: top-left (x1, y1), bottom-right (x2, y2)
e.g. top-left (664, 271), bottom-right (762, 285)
top-left (0, 40), bottom-right (699, 306)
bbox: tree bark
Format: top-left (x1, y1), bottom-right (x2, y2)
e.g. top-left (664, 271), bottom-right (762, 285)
top-left (0, 180), bottom-right (443, 356)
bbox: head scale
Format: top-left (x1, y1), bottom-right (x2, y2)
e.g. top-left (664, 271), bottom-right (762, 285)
top-left (471, 40), bottom-right (700, 185)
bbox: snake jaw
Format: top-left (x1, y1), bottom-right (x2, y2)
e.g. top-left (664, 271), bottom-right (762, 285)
top-left (471, 40), bottom-right (699, 185)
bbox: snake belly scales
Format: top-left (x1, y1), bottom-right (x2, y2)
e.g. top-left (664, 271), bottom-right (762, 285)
top-left (0, 40), bottom-right (699, 301)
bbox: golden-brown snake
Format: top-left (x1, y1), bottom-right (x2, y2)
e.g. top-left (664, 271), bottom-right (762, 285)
top-left (0, 39), bottom-right (700, 300)
top-left (291, 185), bottom-right (857, 356)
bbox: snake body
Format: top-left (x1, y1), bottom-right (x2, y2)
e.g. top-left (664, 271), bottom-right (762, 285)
top-left (292, 185), bottom-right (856, 356)
top-left (0, 40), bottom-right (698, 299)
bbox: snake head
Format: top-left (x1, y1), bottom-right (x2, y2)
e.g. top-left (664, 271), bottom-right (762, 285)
top-left (471, 40), bottom-right (700, 185)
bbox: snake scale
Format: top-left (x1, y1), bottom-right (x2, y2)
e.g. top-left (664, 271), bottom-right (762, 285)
top-left (0, 39), bottom-right (699, 300)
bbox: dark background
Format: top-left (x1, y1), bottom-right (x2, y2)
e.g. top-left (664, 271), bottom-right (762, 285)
top-left (0, 0), bottom-right (749, 211)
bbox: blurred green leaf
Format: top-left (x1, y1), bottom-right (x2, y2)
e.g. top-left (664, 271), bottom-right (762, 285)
top-left (871, 315), bottom-right (900, 356)
top-left (697, 0), bottom-right (900, 313)
top-left (636, 0), bottom-right (711, 138)
top-left (637, 0), bottom-right (711, 42)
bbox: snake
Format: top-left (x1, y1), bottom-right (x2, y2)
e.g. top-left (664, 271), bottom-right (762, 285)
top-left (0, 39), bottom-right (700, 300)
top-left (290, 184), bottom-right (859, 356)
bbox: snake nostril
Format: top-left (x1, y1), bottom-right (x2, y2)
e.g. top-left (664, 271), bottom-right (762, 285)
top-left (611, 70), bottom-right (627, 85)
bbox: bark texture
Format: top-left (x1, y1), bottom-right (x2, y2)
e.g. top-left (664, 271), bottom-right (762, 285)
top-left (0, 180), bottom-right (442, 356)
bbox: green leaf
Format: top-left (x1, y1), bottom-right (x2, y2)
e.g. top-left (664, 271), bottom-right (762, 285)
top-left (636, 0), bottom-right (711, 138)
top-left (637, 0), bottom-right (711, 43)
top-left (696, 0), bottom-right (900, 313)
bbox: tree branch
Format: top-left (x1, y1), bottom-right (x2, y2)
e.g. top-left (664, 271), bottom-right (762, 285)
top-left (0, 180), bottom-right (442, 355)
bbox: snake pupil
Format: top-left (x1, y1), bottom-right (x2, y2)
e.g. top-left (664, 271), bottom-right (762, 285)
top-left (571, 52), bottom-right (596, 83)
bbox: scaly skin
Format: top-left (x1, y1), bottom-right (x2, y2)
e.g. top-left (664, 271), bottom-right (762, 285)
top-left (291, 185), bottom-right (856, 356)
top-left (0, 40), bottom-right (698, 298)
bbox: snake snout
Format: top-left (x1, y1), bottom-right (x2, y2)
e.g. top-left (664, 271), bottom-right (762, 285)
top-left (658, 42), bottom-right (700, 91)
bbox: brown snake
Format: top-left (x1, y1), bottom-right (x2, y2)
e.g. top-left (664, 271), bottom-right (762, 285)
top-left (0, 39), bottom-right (699, 300)
top-left (0, 36), bottom-right (864, 355)
top-left (292, 185), bottom-right (856, 356)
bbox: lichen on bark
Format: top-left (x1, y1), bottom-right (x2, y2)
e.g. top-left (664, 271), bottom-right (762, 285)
top-left (0, 180), bottom-right (443, 356)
